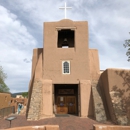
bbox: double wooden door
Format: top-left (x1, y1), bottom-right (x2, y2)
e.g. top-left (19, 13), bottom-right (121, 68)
top-left (57, 96), bottom-right (76, 114)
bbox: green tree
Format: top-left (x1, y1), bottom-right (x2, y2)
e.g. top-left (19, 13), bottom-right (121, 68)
top-left (123, 33), bottom-right (130, 61)
top-left (0, 65), bottom-right (10, 92)
top-left (22, 92), bottom-right (28, 98)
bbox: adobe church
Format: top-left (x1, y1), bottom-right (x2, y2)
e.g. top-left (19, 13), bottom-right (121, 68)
top-left (26, 19), bottom-right (130, 125)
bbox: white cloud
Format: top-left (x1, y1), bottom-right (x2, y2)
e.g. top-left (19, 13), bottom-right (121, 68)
top-left (0, 5), bottom-right (37, 93)
top-left (0, 0), bottom-right (130, 92)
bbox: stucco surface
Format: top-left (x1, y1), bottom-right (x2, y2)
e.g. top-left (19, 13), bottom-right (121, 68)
top-left (42, 80), bottom-right (54, 118)
top-left (89, 49), bottom-right (100, 80)
top-left (80, 80), bottom-right (91, 117)
top-left (100, 69), bottom-right (130, 125)
top-left (43, 19), bottom-right (90, 83)
top-left (91, 80), bottom-right (107, 122)
top-left (94, 125), bottom-right (130, 130)
top-left (31, 48), bottom-right (43, 78)
top-left (0, 93), bottom-right (11, 109)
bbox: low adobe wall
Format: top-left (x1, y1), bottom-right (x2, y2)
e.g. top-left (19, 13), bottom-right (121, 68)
top-left (100, 69), bottom-right (130, 125)
top-left (93, 125), bottom-right (130, 130)
top-left (89, 49), bottom-right (100, 80)
top-left (4, 125), bottom-right (59, 130)
top-left (0, 93), bottom-right (11, 109)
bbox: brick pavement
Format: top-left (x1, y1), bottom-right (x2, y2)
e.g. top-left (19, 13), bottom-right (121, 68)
top-left (0, 115), bottom-right (102, 130)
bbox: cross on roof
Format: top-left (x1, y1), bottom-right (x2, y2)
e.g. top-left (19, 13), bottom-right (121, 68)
top-left (59, 2), bottom-right (72, 19)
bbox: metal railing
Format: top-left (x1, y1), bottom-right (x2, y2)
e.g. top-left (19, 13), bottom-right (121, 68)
top-left (0, 106), bottom-right (15, 119)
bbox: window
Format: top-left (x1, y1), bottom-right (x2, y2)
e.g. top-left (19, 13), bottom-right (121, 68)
top-left (62, 61), bottom-right (70, 74)
top-left (57, 29), bottom-right (74, 48)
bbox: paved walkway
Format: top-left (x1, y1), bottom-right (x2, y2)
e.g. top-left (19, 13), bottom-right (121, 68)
top-left (0, 115), bottom-right (104, 130)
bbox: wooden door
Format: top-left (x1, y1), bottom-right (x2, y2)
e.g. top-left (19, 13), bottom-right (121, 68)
top-left (57, 96), bottom-right (68, 114)
top-left (56, 96), bottom-right (76, 114)
top-left (66, 96), bottom-right (76, 114)
top-left (57, 96), bottom-right (66, 107)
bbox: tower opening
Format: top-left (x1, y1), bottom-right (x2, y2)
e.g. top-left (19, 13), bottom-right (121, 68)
top-left (57, 29), bottom-right (75, 48)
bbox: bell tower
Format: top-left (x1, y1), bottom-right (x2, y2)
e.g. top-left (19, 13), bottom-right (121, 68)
top-left (43, 19), bottom-right (90, 82)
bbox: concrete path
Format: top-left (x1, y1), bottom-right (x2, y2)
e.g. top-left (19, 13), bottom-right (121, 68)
top-left (0, 114), bottom-right (101, 130)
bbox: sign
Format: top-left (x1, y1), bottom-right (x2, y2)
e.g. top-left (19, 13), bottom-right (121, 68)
top-left (58, 89), bottom-right (74, 94)
top-left (60, 97), bottom-right (63, 101)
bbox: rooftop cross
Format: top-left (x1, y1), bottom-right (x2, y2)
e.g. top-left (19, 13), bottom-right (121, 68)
top-left (59, 2), bottom-right (72, 19)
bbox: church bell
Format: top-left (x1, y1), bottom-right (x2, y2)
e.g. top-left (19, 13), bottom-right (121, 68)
top-left (63, 38), bottom-right (68, 45)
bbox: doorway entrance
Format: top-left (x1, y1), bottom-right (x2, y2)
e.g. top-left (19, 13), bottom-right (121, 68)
top-left (54, 84), bottom-right (78, 115)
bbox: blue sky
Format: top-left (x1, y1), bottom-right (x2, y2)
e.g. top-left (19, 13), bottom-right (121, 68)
top-left (0, 0), bottom-right (130, 93)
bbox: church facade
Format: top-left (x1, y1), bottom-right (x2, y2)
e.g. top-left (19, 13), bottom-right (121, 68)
top-left (26, 19), bottom-right (130, 125)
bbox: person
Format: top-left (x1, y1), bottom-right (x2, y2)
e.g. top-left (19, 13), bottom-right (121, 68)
top-left (20, 103), bottom-right (23, 109)
top-left (17, 103), bottom-right (22, 114)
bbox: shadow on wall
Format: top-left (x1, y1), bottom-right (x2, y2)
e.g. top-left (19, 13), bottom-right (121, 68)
top-left (91, 80), bottom-right (107, 122)
top-left (88, 89), bottom-right (95, 119)
top-left (111, 70), bottom-right (130, 125)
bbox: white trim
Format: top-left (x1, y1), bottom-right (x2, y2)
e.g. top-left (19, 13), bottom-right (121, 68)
top-left (62, 61), bottom-right (70, 74)
top-left (56, 27), bottom-right (76, 30)
top-left (62, 46), bottom-right (69, 48)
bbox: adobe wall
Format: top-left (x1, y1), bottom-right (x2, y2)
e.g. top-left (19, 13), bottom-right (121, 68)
top-left (27, 48), bottom-right (43, 110)
top-left (27, 48), bottom-right (45, 120)
top-left (89, 49), bottom-right (101, 121)
top-left (0, 93), bottom-right (11, 109)
top-left (41, 79), bottom-right (53, 118)
top-left (80, 80), bottom-right (91, 117)
top-left (43, 19), bottom-right (90, 84)
top-left (91, 80), bottom-right (107, 122)
top-left (93, 125), bottom-right (130, 130)
top-left (31, 48), bottom-right (43, 78)
top-left (4, 125), bottom-right (59, 130)
top-left (89, 49), bottom-right (100, 80)
top-left (100, 69), bottom-right (130, 125)
top-left (99, 70), bottom-right (116, 122)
